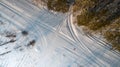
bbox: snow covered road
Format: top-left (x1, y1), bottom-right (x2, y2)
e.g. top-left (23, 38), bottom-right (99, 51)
top-left (0, 0), bottom-right (120, 67)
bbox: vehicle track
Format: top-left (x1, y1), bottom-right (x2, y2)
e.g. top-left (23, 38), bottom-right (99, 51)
top-left (0, 0), bottom-right (120, 67)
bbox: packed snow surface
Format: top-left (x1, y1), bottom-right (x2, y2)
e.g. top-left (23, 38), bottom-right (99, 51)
top-left (0, 0), bottom-right (120, 67)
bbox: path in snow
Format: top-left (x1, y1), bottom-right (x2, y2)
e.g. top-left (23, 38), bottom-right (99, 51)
top-left (0, 0), bottom-right (120, 67)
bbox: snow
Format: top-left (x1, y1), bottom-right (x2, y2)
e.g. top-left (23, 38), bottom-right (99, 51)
top-left (0, 0), bottom-right (120, 67)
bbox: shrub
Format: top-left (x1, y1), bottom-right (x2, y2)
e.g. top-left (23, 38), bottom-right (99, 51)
top-left (47, 0), bottom-right (69, 13)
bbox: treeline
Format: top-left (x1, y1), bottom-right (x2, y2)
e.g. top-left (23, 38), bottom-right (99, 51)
top-left (75, 0), bottom-right (120, 51)
top-left (40, 0), bottom-right (120, 51)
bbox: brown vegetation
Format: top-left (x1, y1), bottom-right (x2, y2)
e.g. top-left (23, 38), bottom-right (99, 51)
top-left (47, 0), bottom-right (70, 13)
top-left (36, 0), bottom-right (120, 51)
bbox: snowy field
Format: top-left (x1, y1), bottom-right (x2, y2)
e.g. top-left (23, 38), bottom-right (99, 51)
top-left (0, 0), bottom-right (120, 67)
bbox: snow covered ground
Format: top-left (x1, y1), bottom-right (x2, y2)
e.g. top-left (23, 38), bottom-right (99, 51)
top-left (0, 0), bottom-right (120, 67)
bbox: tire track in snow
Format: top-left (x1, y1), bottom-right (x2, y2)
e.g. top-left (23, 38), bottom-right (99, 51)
top-left (0, 1), bottom-right (45, 51)
top-left (0, 1), bottom-right (76, 44)
top-left (0, 1), bottom-right (75, 42)
top-left (62, 47), bottom-right (99, 66)
top-left (1, 1), bottom-right (108, 65)
top-left (67, 13), bottom-right (120, 65)
top-left (27, 20), bottom-right (47, 51)
top-left (1, 56), bottom-right (9, 67)
top-left (0, 1), bottom-right (55, 31)
top-left (0, 1), bottom-right (76, 61)
top-left (0, 2), bottom-right (26, 27)
top-left (1, 0), bottom-right (120, 66)
top-left (66, 14), bottom-right (109, 65)
top-left (15, 54), bottom-right (28, 67)
top-left (86, 34), bottom-right (120, 57)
